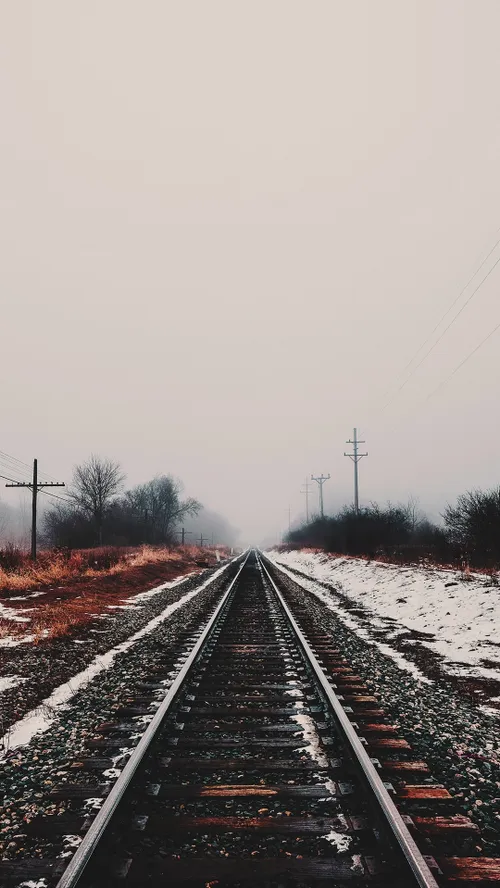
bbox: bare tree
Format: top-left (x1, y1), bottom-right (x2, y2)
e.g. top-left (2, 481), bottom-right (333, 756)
top-left (404, 495), bottom-right (422, 534)
top-left (125, 476), bottom-right (200, 543)
top-left (443, 487), bottom-right (500, 567)
top-left (70, 455), bottom-right (125, 545)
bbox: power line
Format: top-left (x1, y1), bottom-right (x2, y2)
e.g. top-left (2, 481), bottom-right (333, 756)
top-left (0, 457), bottom-right (31, 482)
top-left (311, 474), bottom-right (330, 519)
top-left (0, 472), bottom-right (20, 485)
top-left (38, 488), bottom-right (73, 504)
top-left (395, 230), bottom-right (500, 380)
top-left (0, 450), bottom-right (58, 485)
top-left (382, 252), bottom-right (500, 411)
top-left (0, 456), bottom-right (29, 474)
top-left (5, 458), bottom-right (66, 560)
top-left (0, 450), bottom-right (32, 471)
top-left (427, 319), bottom-right (500, 402)
top-left (344, 428), bottom-right (368, 514)
top-left (0, 466), bottom-right (29, 485)
top-left (35, 464), bottom-right (63, 484)
top-left (0, 472), bottom-right (71, 503)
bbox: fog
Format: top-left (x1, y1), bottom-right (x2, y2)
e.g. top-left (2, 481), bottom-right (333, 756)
top-left (1, 2), bottom-right (500, 545)
top-left (0, 500), bottom-right (31, 547)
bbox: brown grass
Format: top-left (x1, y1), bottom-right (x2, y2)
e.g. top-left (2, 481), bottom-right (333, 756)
top-left (276, 544), bottom-right (499, 578)
top-left (0, 545), bottom-right (226, 643)
top-left (0, 545), bottom-right (214, 595)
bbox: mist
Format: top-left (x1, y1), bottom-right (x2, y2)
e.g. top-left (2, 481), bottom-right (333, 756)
top-left (0, 498), bottom-right (31, 547)
top-left (1, 2), bottom-right (500, 546)
top-left (181, 507), bottom-right (239, 549)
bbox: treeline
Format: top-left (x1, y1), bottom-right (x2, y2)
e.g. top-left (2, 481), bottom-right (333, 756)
top-left (43, 455), bottom-right (201, 549)
top-left (287, 487), bottom-right (500, 570)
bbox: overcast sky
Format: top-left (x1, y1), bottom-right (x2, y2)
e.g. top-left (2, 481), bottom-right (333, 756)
top-left (1, 2), bottom-right (500, 544)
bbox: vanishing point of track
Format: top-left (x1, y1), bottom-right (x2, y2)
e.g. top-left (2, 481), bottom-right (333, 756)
top-left (3, 551), bottom-right (499, 886)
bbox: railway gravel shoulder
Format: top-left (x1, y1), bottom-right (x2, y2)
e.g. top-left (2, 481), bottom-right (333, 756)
top-left (0, 563), bottom-right (227, 736)
top-left (2, 551), bottom-right (499, 886)
top-left (265, 555), bottom-right (500, 855)
top-left (0, 561), bottom-right (238, 862)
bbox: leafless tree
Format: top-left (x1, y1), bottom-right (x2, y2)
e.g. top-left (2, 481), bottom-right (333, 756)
top-left (404, 495), bottom-right (422, 534)
top-left (125, 476), bottom-right (200, 543)
top-left (443, 487), bottom-right (500, 567)
top-left (70, 455), bottom-right (125, 544)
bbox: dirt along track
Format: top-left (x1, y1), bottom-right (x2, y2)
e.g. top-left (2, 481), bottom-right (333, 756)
top-left (0, 554), bottom-right (226, 737)
top-left (2, 550), bottom-right (499, 887)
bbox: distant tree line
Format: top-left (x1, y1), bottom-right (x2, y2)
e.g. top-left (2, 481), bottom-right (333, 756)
top-left (286, 487), bottom-right (500, 570)
top-left (43, 455), bottom-right (201, 548)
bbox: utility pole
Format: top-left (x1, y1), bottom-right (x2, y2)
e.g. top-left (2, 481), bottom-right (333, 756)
top-left (175, 527), bottom-right (192, 545)
top-left (301, 477), bottom-right (310, 523)
top-left (344, 428), bottom-right (368, 514)
top-left (5, 458), bottom-right (65, 561)
top-left (311, 473), bottom-right (330, 519)
top-left (197, 534), bottom-right (209, 547)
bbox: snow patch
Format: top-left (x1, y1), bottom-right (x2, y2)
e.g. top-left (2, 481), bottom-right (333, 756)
top-left (268, 556), bottom-right (431, 684)
top-left (0, 675), bottom-right (28, 693)
top-left (322, 823), bottom-right (352, 853)
top-left (0, 562), bottom-right (231, 754)
top-left (268, 550), bottom-right (498, 685)
top-left (0, 634), bottom-right (36, 648)
top-left (129, 570), bottom-right (198, 603)
top-left (292, 709), bottom-right (329, 767)
top-left (0, 601), bottom-right (31, 623)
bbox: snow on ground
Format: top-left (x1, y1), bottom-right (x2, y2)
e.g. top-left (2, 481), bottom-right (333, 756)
top-left (267, 549), bottom-right (500, 687)
top-left (0, 634), bottom-right (36, 648)
top-left (0, 570), bottom-right (198, 648)
top-left (0, 561), bottom-right (231, 754)
top-left (0, 600), bottom-right (31, 623)
top-left (0, 675), bottom-right (28, 693)
top-left (130, 571), bottom-right (195, 603)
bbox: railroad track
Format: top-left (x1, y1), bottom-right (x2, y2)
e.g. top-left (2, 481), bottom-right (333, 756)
top-left (2, 551), bottom-right (499, 886)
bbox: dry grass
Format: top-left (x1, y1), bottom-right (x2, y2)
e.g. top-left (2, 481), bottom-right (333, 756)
top-left (277, 544), bottom-right (500, 578)
top-left (0, 544), bottom-right (212, 595)
top-left (31, 593), bottom-right (109, 641)
top-left (0, 544), bottom-right (224, 643)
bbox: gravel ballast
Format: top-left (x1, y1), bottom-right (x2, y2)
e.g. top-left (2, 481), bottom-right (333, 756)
top-left (0, 560), bottom-right (239, 862)
top-left (266, 556), bottom-right (500, 855)
top-left (0, 562), bottom-right (227, 737)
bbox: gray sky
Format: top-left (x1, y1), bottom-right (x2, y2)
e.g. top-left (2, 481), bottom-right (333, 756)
top-left (1, 1), bottom-right (500, 544)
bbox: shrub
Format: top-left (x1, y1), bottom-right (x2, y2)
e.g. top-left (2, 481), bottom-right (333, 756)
top-left (0, 544), bottom-right (26, 572)
top-left (443, 487), bottom-right (500, 568)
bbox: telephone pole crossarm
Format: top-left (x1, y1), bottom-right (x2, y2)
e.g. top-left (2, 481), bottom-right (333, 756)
top-left (344, 428), bottom-right (368, 515)
top-left (5, 458), bottom-right (65, 561)
top-left (5, 483), bottom-right (65, 488)
top-left (311, 473), bottom-right (330, 519)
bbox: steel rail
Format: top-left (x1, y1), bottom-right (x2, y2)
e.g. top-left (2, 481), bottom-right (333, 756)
top-left (257, 552), bottom-right (440, 888)
top-left (56, 552), bottom-right (250, 888)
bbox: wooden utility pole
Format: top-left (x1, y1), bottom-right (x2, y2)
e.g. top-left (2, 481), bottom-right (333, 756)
top-left (175, 527), bottom-right (192, 545)
top-left (344, 428), bottom-right (368, 514)
top-left (197, 534), bottom-right (209, 547)
top-left (311, 473), bottom-right (330, 519)
top-left (5, 458), bottom-right (65, 560)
